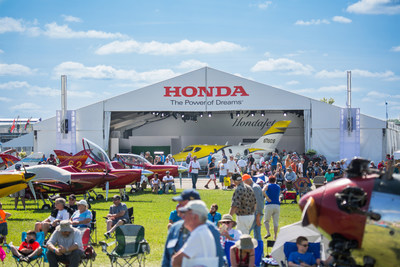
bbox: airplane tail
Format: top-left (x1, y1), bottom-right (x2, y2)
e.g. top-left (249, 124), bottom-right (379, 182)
top-left (57, 150), bottom-right (88, 168)
top-left (54, 150), bottom-right (72, 164)
top-left (250, 120), bottom-right (291, 150)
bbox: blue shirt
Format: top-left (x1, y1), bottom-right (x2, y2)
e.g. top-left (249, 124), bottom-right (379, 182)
top-left (288, 251), bottom-right (316, 265)
top-left (162, 220), bottom-right (224, 267)
top-left (169, 210), bottom-right (182, 223)
top-left (207, 212), bottom-right (221, 225)
top-left (271, 155), bottom-right (279, 166)
top-left (71, 209), bottom-right (92, 228)
top-left (266, 183), bottom-right (281, 205)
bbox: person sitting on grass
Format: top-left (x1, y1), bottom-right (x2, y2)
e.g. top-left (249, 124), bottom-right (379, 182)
top-left (167, 204), bottom-right (182, 230)
top-left (151, 174), bottom-right (160, 193)
top-left (104, 195), bottom-right (130, 239)
top-left (230, 234), bottom-right (257, 267)
top-left (0, 202), bottom-right (11, 244)
top-left (35, 198), bottom-right (70, 235)
top-left (288, 236), bottom-right (316, 267)
top-left (9, 230), bottom-right (42, 262)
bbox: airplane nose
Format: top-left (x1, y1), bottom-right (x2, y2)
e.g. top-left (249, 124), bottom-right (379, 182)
top-left (23, 172), bottom-right (36, 181)
top-left (142, 170), bottom-right (153, 177)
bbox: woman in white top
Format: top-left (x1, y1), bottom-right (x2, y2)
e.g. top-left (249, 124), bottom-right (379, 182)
top-left (219, 158), bottom-right (228, 190)
top-left (34, 198), bottom-right (70, 235)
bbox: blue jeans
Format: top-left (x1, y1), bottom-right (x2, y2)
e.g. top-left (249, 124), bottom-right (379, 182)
top-left (250, 213), bottom-right (263, 240)
top-left (191, 173), bottom-right (198, 189)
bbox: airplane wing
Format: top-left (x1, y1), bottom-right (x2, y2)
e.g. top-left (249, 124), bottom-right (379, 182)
top-left (26, 165), bottom-right (71, 184)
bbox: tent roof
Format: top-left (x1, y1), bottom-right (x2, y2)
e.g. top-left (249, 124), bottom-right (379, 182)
top-left (2, 132), bottom-right (34, 148)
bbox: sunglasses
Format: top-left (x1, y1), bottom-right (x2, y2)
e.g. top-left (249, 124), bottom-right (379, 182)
top-left (300, 243), bottom-right (309, 247)
top-left (222, 222), bottom-right (231, 224)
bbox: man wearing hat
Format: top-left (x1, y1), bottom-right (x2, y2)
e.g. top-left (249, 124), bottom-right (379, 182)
top-left (229, 173), bottom-right (256, 235)
top-left (46, 220), bottom-right (83, 267)
top-left (104, 195), bottom-right (129, 238)
top-left (171, 200), bottom-right (217, 266)
top-left (162, 171), bottom-right (176, 194)
top-left (70, 200), bottom-right (92, 229)
top-left (162, 189), bottom-right (224, 267)
top-left (243, 174), bottom-right (264, 241)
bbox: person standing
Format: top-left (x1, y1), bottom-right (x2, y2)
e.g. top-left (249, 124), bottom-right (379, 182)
top-left (204, 157), bottom-right (219, 189)
top-left (229, 173), bottom-right (256, 235)
top-left (227, 155), bottom-right (239, 189)
top-left (188, 156), bottom-right (201, 189)
top-left (262, 176), bottom-right (281, 240)
top-left (219, 158), bottom-right (228, 190)
top-left (270, 152), bottom-right (280, 172)
top-left (0, 202), bottom-right (11, 243)
top-left (171, 200), bottom-right (217, 267)
top-left (243, 174), bottom-right (264, 241)
top-left (237, 157), bottom-right (247, 174)
top-left (162, 189), bottom-right (224, 267)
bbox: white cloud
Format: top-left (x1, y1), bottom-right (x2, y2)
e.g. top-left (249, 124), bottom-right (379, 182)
top-left (10, 102), bottom-right (41, 111)
top-left (251, 58), bottom-right (314, 75)
top-left (332, 16), bottom-right (352, 23)
top-left (315, 69), bottom-right (397, 80)
top-left (0, 81), bottom-right (29, 90)
top-left (53, 61), bottom-right (179, 83)
top-left (347, 0), bottom-right (400, 15)
top-left (176, 60), bottom-right (208, 70)
top-left (292, 85), bottom-right (347, 94)
top-left (286, 80), bottom-right (299, 85)
top-left (62, 15), bottom-right (82, 23)
top-left (44, 22), bottom-right (126, 39)
top-left (0, 97), bottom-right (11, 102)
top-left (0, 63), bottom-right (33, 76)
top-left (391, 45), bottom-right (400, 52)
top-left (0, 17), bottom-right (25, 33)
top-left (95, 39), bottom-right (245, 55)
top-left (27, 86), bottom-right (59, 97)
top-left (295, 19), bottom-right (330, 26)
top-left (258, 1), bottom-right (272, 9)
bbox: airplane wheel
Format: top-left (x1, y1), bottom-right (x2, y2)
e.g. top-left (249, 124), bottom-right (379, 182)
top-left (87, 196), bottom-right (95, 202)
top-left (96, 194), bottom-right (104, 200)
top-left (130, 188), bottom-right (136, 194)
top-left (42, 204), bottom-right (51, 210)
top-left (122, 195), bottom-right (129, 201)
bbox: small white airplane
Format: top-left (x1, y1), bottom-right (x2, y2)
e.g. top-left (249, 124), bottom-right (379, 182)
top-left (173, 120), bottom-right (291, 168)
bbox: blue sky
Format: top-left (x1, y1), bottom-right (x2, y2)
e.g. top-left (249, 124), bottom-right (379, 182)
top-left (0, 0), bottom-right (399, 120)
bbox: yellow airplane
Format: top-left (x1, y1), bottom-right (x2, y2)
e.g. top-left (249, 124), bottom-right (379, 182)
top-left (173, 120), bottom-right (291, 167)
top-left (0, 171), bottom-right (36, 198)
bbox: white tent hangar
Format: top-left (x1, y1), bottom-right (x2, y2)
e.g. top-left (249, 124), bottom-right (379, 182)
top-left (33, 67), bottom-right (400, 163)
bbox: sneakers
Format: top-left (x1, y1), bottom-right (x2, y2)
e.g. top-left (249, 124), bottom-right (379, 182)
top-left (104, 232), bottom-right (112, 239)
top-left (215, 186), bottom-right (219, 189)
top-left (204, 185), bottom-right (209, 189)
top-left (264, 234), bottom-right (271, 239)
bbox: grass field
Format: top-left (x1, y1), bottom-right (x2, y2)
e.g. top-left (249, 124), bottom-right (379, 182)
top-left (2, 188), bottom-right (302, 266)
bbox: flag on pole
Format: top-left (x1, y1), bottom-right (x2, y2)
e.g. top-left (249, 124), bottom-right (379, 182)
top-left (24, 117), bottom-right (31, 131)
top-left (10, 118), bottom-right (16, 133)
top-left (15, 116), bottom-right (20, 133)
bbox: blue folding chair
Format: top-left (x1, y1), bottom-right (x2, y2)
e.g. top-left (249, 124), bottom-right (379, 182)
top-left (282, 242), bottom-right (321, 267)
top-left (224, 239), bottom-right (264, 267)
top-left (6, 231), bottom-right (47, 266)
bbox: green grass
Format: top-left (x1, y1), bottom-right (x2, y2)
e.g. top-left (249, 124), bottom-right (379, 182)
top-left (2, 188), bottom-right (302, 266)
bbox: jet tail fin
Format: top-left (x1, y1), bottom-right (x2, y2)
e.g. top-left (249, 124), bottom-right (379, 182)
top-left (250, 120), bottom-right (291, 150)
top-left (54, 150), bottom-right (72, 164)
top-left (57, 150), bottom-right (88, 168)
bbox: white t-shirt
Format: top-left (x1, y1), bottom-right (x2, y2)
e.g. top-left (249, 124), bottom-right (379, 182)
top-left (49, 209), bottom-right (70, 222)
top-left (237, 159), bottom-right (247, 168)
top-left (189, 161), bottom-right (201, 174)
top-left (181, 224), bottom-right (216, 259)
top-left (259, 156), bottom-right (265, 165)
top-left (163, 175), bottom-right (174, 184)
top-left (219, 163), bottom-right (227, 176)
top-left (226, 160), bottom-right (239, 173)
top-left (164, 160), bottom-right (173, 166)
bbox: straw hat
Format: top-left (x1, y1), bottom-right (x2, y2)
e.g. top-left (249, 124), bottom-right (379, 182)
top-left (218, 214), bottom-right (237, 227)
top-left (235, 234), bottom-right (258, 250)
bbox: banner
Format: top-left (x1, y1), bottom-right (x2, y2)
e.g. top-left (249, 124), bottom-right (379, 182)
top-left (56, 110), bottom-right (76, 154)
top-left (340, 108), bottom-right (360, 163)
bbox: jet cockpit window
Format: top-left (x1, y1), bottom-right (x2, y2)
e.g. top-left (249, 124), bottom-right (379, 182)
top-left (228, 149), bottom-right (233, 154)
top-left (194, 147), bottom-right (202, 152)
top-left (182, 147), bottom-right (194, 153)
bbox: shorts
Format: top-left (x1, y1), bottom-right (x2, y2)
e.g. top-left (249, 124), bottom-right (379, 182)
top-left (219, 175), bottom-right (225, 183)
top-left (12, 189), bottom-right (25, 198)
top-left (0, 223), bottom-right (8, 236)
top-left (112, 218), bottom-right (129, 226)
top-left (209, 174), bottom-right (216, 180)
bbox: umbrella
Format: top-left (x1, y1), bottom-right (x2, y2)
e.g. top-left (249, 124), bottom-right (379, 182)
top-left (293, 176), bottom-right (311, 191)
top-left (270, 221), bottom-right (330, 266)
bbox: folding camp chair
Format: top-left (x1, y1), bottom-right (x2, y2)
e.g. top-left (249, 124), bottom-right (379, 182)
top-left (90, 210), bottom-right (97, 245)
top-left (224, 240), bottom-right (264, 267)
top-left (282, 242), bottom-right (321, 267)
top-left (100, 224), bottom-right (150, 267)
top-left (58, 228), bottom-right (96, 267)
top-left (262, 240), bottom-right (279, 266)
top-left (6, 231), bottom-right (47, 267)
